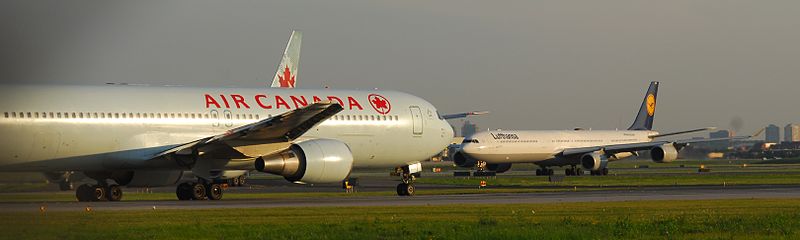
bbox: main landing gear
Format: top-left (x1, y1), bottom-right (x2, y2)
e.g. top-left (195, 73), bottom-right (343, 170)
top-left (535, 168), bottom-right (554, 176)
top-left (565, 166), bottom-right (583, 176)
top-left (76, 183), bottom-right (123, 202)
top-left (395, 163), bottom-right (422, 196)
top-left (176, 179), bottom-right (224, 200)
top-left (590, 168), bottom-right (609, 176)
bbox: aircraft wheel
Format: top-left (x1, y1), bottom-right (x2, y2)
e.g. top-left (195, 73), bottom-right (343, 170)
top-left (602, 168), bottom-right (609, 176)
top-left (576, 168), bottom-right (583, 176)
top-left (107, 184), bottom-right (123, 201)
top-left (405, 184), bottom-right (415, 196)
top-left (190, 182), bottom-right (206, 200)
top-left (535, 169), bottom-right (542, 176)
top-left (565, 169), bottom-right (573, 176)
top-left (91, 185), bottom-right (107, 201)
top-left (238, 176), bottom-right (246, 186)
top-left (176, 182), bottom-right (193, 200)
top-left (396, 183), bottom-right (408, 196)
top-left (206, 184), bottom-right (223, 200)
top-left (231, 177), bottom-right (241, 187)
top-left (76, 184), bottom-right (94, 202)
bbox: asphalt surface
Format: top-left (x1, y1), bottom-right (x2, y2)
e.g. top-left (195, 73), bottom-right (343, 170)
top-left (3, 185), bottom-right (799, 212)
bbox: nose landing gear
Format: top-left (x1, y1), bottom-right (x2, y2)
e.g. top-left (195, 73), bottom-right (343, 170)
top-left (395, 162), bottom-right (422, 196)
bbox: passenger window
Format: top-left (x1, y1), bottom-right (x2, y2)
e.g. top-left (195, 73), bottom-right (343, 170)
top-left (26, 112), bottom-right (32, 118)
top-left (3, 112), bottom-right (7, 118)
top-left (255, 114), bottom-right (259, 119)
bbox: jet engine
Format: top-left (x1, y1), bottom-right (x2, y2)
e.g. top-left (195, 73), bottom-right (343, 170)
top-left (487, 163), bottom-right (512, 173)
top-left (580, 151), bottom-right (608, 171)
top-left (650, 144), bottom-right (678, 163)
top-left (452, 151), bottom-right (477, 168)
top-left (255, 139), bottom-right (353, 184)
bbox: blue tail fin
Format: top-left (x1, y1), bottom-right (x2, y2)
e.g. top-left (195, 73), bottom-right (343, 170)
top-left (628, 81), bottom-right (659, 130)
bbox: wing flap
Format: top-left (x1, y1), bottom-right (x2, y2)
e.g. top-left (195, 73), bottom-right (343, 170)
top-left (155, 101), bottom-right (342, 158)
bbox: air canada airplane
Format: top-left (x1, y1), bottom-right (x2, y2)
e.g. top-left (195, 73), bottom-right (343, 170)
top-left (454, 82), bottom-right (730, 176)
top-left (0, 31), bottom-right (455, 201)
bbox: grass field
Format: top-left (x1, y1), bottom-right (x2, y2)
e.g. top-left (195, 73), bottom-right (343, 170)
top-left (5, 198), bottom-right (800, 239)
top-left (417, 172), bottom-right (800, 188)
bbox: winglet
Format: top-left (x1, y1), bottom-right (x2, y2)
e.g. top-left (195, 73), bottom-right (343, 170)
top-left (628, 81), bottom-right (659, 130)
top-left (271, 30), bottom-right (302, 88)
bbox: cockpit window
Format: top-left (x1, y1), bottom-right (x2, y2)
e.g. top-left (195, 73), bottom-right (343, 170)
top-left (462, 139), bottom-right (479, 144)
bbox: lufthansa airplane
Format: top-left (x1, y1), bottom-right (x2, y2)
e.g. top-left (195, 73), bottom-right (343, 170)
top-left (454, 82), bottom-right (731, 176)
top-left (0, 31), bottom-right (455, 201)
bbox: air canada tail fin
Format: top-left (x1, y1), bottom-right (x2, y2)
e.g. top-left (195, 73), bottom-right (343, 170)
top-left (628, 81), bottom-right (659, 130)
top-left (270, 30), bottom-right (302, 88)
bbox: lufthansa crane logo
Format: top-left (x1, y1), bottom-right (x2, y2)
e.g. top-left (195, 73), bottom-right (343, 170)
top-left (368, 94), bottom-right (391, 115)
top-left (646, 94), bottom-right (656, 116)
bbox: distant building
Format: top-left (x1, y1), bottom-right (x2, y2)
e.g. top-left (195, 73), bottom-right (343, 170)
top-left (707, 130), bottom-right (732, 150)
top-left (766, 124), bottom-right (780, 143)
top-left (460, 120), bottom-right (478, 137)
top-left (785, 124), bottom-right (800, 142)
top-left (710, 130), bottom-right (732, 139)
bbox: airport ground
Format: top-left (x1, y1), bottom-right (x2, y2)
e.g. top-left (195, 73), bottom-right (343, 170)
top-left (1, 158), bottom-right (799, 239)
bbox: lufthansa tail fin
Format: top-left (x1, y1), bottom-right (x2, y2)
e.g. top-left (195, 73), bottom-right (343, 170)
top-left (270, 30), bottom-right (302, 88)
top-left (628, 81), bottom-right (659, 130)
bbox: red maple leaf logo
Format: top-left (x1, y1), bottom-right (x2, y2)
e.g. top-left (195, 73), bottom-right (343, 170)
top-left (278, 66), bottom-right (295, 88)
top-left (368, 94), bottom-right (391, 115)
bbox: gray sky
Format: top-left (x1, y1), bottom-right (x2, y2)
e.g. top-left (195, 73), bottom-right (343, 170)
top-left (2, 0), bottom-right (799, 138)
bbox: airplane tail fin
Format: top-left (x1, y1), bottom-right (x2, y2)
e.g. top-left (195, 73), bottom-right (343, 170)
top-left (270, 30), bottom-right (302, 88)
top-left (628, 81), bottom-right (659, 130)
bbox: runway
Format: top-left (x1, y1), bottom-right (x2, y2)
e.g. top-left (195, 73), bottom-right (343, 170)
top-left (3, 185), bottom-right (799, 212)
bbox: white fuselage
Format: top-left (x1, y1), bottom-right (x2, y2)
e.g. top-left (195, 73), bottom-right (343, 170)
top-left (461, 130), bottom-right (655, 165)
top-left (0, 84), bottom-right (454, 172)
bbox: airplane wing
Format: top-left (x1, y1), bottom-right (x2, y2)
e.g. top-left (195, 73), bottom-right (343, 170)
top-left (560, 136), bottom-right (750, 157)
top-left (155, 101), bottom-right (342, 159)
top-left (441, 111), bottom-right (489, 120)
top-left (648, 127), bottom-right (716, 138)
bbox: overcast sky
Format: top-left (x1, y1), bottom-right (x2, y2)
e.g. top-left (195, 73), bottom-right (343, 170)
top-left (2, 0), bottom-right (798, 138)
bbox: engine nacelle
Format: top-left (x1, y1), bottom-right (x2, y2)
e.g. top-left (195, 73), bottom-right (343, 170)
top-left (112, 170), bottom-right (183, 187)
top-left (452, 151), bottom-right (477, 168)
top-left (255, 139), bottom-right (353, 184)
top-left (650, 144), bottom-right (678, 163)
top-left (487, 163), bottom-right (512, 173)
top-left (580, 152), bottom-right (608, 171)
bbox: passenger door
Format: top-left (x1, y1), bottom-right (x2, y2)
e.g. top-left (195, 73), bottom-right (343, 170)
top-left (410, 106), bottom-right (423, 135)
